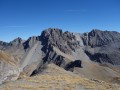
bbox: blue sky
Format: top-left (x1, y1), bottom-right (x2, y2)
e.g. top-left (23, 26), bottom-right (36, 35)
top-left (0, 0), bottom-right (120, 42)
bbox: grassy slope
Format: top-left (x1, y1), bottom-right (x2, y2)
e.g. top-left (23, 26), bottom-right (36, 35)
top-left (1, 64), bottom-right (120, 90)
top-left (0, 51), bottom-right (16, 66)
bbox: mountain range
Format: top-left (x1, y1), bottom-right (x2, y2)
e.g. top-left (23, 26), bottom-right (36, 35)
top-left (0, 28), bottom-right (120, 90)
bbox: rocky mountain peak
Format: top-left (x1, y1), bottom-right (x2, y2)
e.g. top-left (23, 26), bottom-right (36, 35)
top-left (10, 37), bottom-right (23, 45)
top-left (89, 29), bottom-right (102, 36)
top-left (0, 41), bottom-right (9, 47)
top-left (41, 28), bottom-right (63, 42)
top-left (82, 29), bottom-right (120, 65)
top-left (41, 28), bottom-right (80, 54)
top-left (82, 29), bottom-right (120, 47)
top-left (22, 36), bottom-right (40, 50)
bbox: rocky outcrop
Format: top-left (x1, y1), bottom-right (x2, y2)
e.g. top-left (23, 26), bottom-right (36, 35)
top-left (10, 37), bottom-right (23, 46)
top-left (65, 60), bottom-right (82, 71)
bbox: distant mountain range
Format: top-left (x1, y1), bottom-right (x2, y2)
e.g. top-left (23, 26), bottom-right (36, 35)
top-left (0, 28), bottom-right (120, 89)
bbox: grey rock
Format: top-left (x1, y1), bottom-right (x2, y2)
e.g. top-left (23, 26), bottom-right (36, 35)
top-left (41, 28), bottom-right (80, 54)
top-left (65, 60), bottom-right (82, 71)
top-left (82, 29), bottom-right (120, 65)
top-left (82, 29), bottom-right (120, 47)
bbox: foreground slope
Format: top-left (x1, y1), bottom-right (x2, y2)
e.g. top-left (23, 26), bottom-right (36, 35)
top-left (0, 64), bottom-right (120, 90)
top-left (0, 51), bottom-right (20, 84)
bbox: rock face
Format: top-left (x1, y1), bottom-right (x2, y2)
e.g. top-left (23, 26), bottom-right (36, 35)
top-left (83, 29), bottom-right (120, 47)
top-left (0, 28), bottom-right (120, 84)
top-left (82, 29), bottom-right (120, 65)
top-left (41, 28), bottom-right (80, 54)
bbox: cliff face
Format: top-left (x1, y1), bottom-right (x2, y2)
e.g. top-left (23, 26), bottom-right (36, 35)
top-left (82, 29), bottom-right (120, 65)
top-left (0, 28), bottom-right (120, 85)
top-left (41, 28), bottom-right (80, 54)
top-left (82, 29), bottom-right (120, 47)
